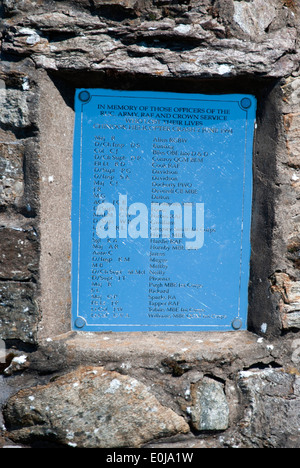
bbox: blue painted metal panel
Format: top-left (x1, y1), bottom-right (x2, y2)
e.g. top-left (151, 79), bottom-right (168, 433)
top-left (71, 89), bottom-right (257, 332)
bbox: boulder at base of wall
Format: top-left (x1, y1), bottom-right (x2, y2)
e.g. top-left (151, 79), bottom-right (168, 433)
top-left (3, 366), bottom-right (190, 448)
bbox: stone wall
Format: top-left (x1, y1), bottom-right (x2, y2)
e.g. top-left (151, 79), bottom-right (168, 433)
top-left (1, 0), bottom-right (300, 449)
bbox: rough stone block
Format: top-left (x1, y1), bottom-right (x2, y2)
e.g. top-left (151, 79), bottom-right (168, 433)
top-left (2, 28), bottom-right (50, 58)
top-left (282, 76), bottom-right (300, 114)
top-left (238, 369), bottom-right (300, 448)
top-left (0, 228), bottom-right (39, 281)
top-left (272, 272), bottom-right (300, 304)
top-left (282, 311), bottom-right (300, 329)
top-left (3, 366), bottom-right (190, 448)
top-left (0, 143), bottom-right (24, 207)
top-left (0, 282), bottom-right (39, 344)
top-left (94, 0), bottom-right (139, 7)
top-left (283, 112), bottom-right (300, 168)
top-left (287, 237), bottom-right (300, 270)
top-left (190, 377), bottom-right (229, 431)
top-left (233, 0), bottom-right (278, 38)
top-left (0, 88), bottom-right (30, 128)
top-left (271, 273), bottom-right (300, 329)
top-left (2, 0), bottom-right (34, 15)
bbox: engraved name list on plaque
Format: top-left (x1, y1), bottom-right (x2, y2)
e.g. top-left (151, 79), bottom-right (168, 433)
top-left (71, 89), bottom-right (257, 332)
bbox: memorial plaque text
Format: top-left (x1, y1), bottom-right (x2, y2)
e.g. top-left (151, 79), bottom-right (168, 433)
top-left (72, 89), bottom-right (256, 331)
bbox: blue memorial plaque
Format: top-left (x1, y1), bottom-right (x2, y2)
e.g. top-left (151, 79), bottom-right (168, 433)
top-left (71, 89), bottom-right (257, 332)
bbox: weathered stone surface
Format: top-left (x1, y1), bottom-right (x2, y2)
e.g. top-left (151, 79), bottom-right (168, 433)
top-left (283, 76), bottom-right (300, 114)
top-left (233, 0), bottom-right (278, 38)
top-left (93, 0), bottom-right (142, 11)
top-left (283, 110), bottom-right (300, 169)
top-left (238, 369), bottom-right (300, 448)
top-left (287, 237), bottom-right (300, 270)
top-left (3, 366), bottom-right (190, 448)
top-left (190, 377), bottom-right (229, 431)
top-left (271, 273), bottom-right (300, 329)
top-left (30, 331), bottom-right (279, 377)
top-left (272, 273), bottom-right (300, 304)
top-left (0, 88), bottom-right (30, 128)
top-left (283, 311), bottom-right (300, 329)
top-left (0, 282), bottom-right (39, 343)
top-left (2, 0), bottom-right (36, 16)
top-left (0, 143), bottom-right (24, 207)
top-left (0, 228), bottom-right (39, 281)
top-left (1, 0), bottom-right (299, 78)
top-left (286, 115), bottom-right (300, 168)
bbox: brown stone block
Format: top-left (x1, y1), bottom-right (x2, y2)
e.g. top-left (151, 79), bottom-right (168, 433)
top-left (287, 237), bottom-right (300, 270)
top-left (0, 228), bottom-right (39, 281)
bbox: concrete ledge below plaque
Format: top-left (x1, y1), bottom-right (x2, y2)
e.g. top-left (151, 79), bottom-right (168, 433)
top-left (32, 330), bottom-right (269, 375)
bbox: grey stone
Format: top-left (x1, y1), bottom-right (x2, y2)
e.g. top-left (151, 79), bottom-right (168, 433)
top-left (233, 0), bottom-right (278, 38)
top-left (282, 76), bottom-right (300, 114)
top-left (238, 369), bottom-right (300, 448)
top-left (0, 282), bottom-right (39, 344)
top-left (282, 311), bottom-right (300, 330)
top-left (1, 1), bottom-right (299, 78)
top-left (283, 111), bottom-right (300, 168)
top-left (2, 0), bottom-right (33, 15)
top-left (0, 143), bottom-right (24, 207)
top-left (3, 366), bottom-right (190, 448)
top-left (190, 377), bottom-right (229, 431)
top-left (0, 88), bottom-right (30, 128)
